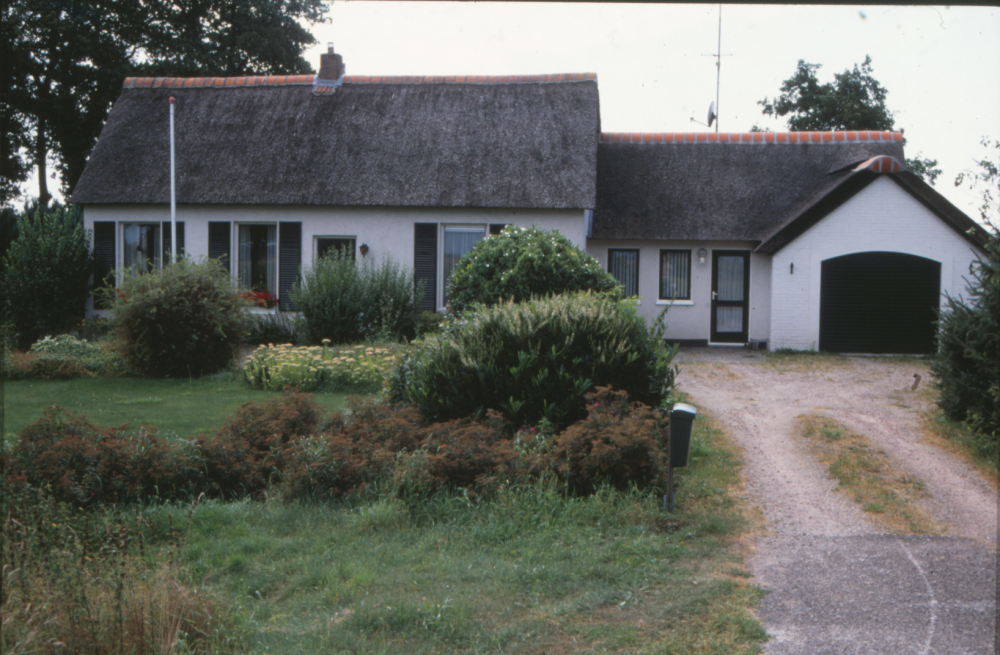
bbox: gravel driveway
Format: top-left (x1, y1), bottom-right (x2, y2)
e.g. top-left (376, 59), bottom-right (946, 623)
top-left (675, 347), bottom-right (997, 654)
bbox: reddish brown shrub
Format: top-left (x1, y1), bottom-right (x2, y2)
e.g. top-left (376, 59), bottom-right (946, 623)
top-left (547, 387), bottom-right (668, 496)
top-left (6, 407), bottom-right (198, 506)
top-left (199, 390), bottom-right (323, 498)
top-left (283, 434), bottom-right (394, 501)
top-left (334, 395), bottom-right (426, 452)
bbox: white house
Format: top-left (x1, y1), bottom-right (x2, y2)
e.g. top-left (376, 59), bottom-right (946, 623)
top-left (71, 46), bottom-right (988, 354)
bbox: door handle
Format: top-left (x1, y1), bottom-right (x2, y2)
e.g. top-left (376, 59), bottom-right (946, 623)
top-left (712, 291), bottom-right (717, 300)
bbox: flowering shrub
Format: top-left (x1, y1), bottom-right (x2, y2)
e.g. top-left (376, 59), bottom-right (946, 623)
top-left (243, 341), bottom-right (400, 393)
top-left (240, 289), bottom-right (278, 308)
top-left (22, 334), bottom-right (131, 379)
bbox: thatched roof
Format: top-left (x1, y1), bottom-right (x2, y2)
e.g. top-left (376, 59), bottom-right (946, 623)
top-left (71, 74), bottom-right (600, 209)
top-left (591, 131), bottom-right (908, 242)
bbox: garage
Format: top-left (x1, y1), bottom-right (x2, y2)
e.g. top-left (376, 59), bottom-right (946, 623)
top-left (819, 251), bottom-right (941, 354)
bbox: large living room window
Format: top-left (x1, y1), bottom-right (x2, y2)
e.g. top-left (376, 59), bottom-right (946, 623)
top-left (238, 224), bottom-right (277, 296)
top-left (123, 223), bottom-right (160, 273)
top-left (660, 249), bottom-right (691, 300)
top-left (443, 225), bottom-right (485, 307)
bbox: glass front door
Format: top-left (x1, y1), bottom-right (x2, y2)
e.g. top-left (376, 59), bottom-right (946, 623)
top-left (710, 251), bottom-right (750, 343)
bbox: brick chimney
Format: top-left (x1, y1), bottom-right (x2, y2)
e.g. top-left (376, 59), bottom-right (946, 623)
top-left (319, 43), bottom-right (345, 81)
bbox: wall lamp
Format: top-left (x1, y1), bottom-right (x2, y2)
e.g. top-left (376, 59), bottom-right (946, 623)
top-left (359, 243), bottom-right (369, 257)
top-left (697, 248), bottom-right (708, 264)
top-left (790, 262), bottom-right (794, 274)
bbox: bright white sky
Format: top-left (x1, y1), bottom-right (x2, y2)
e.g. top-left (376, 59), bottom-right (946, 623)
top-left (34, 2), bottom-right (1000, 222)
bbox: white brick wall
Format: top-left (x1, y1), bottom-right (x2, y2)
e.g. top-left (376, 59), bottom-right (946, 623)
top-left (769, 176), bottom-right (984, 351)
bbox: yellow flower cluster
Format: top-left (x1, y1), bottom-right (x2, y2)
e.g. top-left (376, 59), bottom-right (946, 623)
top-left (243, 342), bottom-right (399, 393)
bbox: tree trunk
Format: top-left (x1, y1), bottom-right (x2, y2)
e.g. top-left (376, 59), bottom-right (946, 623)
top-left (36, 119), bottom-right (50, 208)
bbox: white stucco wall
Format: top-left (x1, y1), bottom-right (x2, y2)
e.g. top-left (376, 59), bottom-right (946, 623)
top-left (82, 204), bottom-right (586, 314)
top-left (586, 240), bottom-right (771, 343)
top-left (769, 176), bottom-right (984, 351)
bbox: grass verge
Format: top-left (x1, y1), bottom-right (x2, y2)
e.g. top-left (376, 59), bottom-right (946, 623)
top-left (3, 376), bottom-right (348, 443)
top-left (3, 407), bottom-right (767, 654)
top-left (796, 415), bottom-right (944, 535)
top-left (920, 409), bottom-right (999, 485)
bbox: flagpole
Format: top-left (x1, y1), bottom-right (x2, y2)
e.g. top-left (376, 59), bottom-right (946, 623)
top-left (169, 96), bottom-right (177, 264)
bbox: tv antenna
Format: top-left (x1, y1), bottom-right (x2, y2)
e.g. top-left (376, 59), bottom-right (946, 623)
top-left (689, 4), bottom-right (730, 132)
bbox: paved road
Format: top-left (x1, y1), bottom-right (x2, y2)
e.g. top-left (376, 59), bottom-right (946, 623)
top-left (675, 348), bottom-right (998, 655)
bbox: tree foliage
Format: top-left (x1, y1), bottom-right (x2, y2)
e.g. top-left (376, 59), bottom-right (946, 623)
top-left (931, 139), bottom-right (1000, 458)
top-left (2, 205), bottom-right (92, 349)
top-left (2, 0), bottom-right (329, 206)
top-left (446, 226), bottom-right (621, 314)
top-left (759, 55), bottom-right (940, 184)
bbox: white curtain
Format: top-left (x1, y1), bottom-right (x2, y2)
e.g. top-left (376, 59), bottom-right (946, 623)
top-left (123, 223), bottom-right (160, 273)
top-left (239, 224), bottom-right (277, 294)
top-left (443, 226), bottom-right (485, 306)
top-left (660, 250), bottom-right (690, 300)
top-left (609, 250), bottom-right (639, 296)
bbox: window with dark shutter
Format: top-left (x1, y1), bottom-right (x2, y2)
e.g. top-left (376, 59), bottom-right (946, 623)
top-left (161, 221), bottom-right (185, 263)
top-left (208, 222), bottom-right (231, 272)
top-left (414, 223), bottom-right (438, 311)
top-left (278, 222), bottom-right (301, 311)
top-left (93, 222), bottom-right (115, 309)
top-left (489, 223), bottom-right (508, 236)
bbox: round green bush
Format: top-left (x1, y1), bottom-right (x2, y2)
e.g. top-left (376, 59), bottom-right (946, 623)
top-left (446, 226), bottom-right (621, 313)
top-left (107, 257), bottom-right (252, 377)
top-left (389, 292), bottom-right (677, 430)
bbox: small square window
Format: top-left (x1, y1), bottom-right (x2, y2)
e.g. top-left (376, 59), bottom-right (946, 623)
top-left (660, 250), bottom-right (691, 300)
top-left (317, 237), bottom-right (356, 261)
top-left (608, 249), bottom-right (639, 297)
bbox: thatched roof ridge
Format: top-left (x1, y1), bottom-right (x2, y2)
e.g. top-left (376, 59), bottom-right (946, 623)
top-left (72, 76), bottom-right (600, 208)
top-left (591, 137), bottom-right (907, 242)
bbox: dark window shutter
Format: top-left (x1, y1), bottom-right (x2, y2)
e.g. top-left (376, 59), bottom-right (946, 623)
top-left (278, 221), bottom-right (301, 311)
top-left (93, 222), bottom-right (116, 309)
top-left (208, 222), bottom-right (230, 272)
top-left (489, 223), bottom-right (507, 236)
top-left (161, 221), bottom-right (185, 263)
top-left (414, 223), bottom-right (438, 312)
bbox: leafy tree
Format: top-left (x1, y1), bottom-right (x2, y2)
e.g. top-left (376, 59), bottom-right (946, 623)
top-left (2, 205), bottom-right (92, 348)
top-left (759, 56), bottom-right (941, 184)
top-left (446, 226), bottom-right (621, 314)
top-left (931, 139), bottom-right (999, 458)
top-left (2, 0), bottom-right (328, 205)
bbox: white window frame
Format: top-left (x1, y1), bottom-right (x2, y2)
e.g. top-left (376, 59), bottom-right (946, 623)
top-left (120, 222), bottom-right (161, 276)
top-left (236, 222), bottom-right (279, 297)
top-left (659, 249), bottom-right (693, 302)
top-left (439, 224), bottom-right (487, 310)
top-left (314, 235), bottom-right (357, 261)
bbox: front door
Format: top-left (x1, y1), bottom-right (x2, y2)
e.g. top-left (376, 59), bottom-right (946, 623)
top-left (711, 251), bottom-right (750, 344)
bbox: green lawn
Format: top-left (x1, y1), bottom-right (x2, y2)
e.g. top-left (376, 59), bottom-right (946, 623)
top-left (2, 376), bottom-right (348, 441)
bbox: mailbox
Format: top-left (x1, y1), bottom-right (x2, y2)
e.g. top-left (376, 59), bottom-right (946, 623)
top-left (669, 403), bottom-right (698, 467)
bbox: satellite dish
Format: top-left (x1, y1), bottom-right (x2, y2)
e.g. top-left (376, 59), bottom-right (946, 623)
top-left (707, 101), bottom-right (716, 127)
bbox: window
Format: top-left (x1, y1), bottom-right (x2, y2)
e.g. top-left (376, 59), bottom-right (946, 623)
top-left (316, 236), bottom-right (356, 261)
top-left (443, 225), bottom-right (485, 306)
top-left (660, 250), bottom-right (691, 300)
top-left (123, 223), bottom-right (160, 273)
top-left (608, 249), bottom-right (639, 297)
top-left (238, 224), bottom-right (277, 295)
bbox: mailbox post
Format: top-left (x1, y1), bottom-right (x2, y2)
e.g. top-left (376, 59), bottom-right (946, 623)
top-left (664, 403), bottom-right (698, 512)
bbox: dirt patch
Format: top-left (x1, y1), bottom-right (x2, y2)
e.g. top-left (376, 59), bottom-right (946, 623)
top-left (675, 348), bottom-right (997, 544)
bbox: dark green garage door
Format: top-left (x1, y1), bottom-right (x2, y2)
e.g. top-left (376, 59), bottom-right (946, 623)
top-left (819, 252), bottom-right (941, 354)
